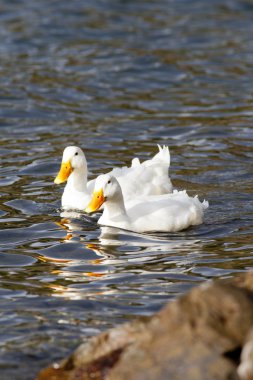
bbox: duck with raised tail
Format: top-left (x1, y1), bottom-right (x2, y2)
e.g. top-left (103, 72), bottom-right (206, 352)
top-left (85, 174), bottom-right (209, 233)
top-left (54, 145), bottom-right (173, 210)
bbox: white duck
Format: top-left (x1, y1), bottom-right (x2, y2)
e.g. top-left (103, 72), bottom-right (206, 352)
top-left (85, 174), bottom-right (209, 233)
top-left (54, 147), bottom-right (91, 210)
top-left (54, 145), bottom-right (172, 210)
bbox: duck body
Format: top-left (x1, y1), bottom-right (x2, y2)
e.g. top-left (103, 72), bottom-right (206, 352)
top-left (109, 145), bottom-right (172, 196)
top-left (85, 174), bottom-right (209, 233)
top-left (54, 145), bottom-right (172, 210)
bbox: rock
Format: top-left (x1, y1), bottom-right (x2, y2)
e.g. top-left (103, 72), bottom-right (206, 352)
top-left (238, 328), bottom-right (253, 380)
top-left (37, 272), bottom-right (253, 380)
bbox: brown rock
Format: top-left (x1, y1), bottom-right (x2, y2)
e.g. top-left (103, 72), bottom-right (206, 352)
top-left (238, 328), bottom-right (253, 380)
top-left (37, 272), bottom-right (253, 380)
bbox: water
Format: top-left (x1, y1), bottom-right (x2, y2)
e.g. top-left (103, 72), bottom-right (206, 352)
top-left (0, 0), bottom-right (253, 378)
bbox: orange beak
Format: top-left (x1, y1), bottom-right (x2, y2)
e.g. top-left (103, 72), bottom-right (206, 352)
top-left (54, 161), bottom-right (73, 184)
top-left (85, 189), bottom-right (105, 213)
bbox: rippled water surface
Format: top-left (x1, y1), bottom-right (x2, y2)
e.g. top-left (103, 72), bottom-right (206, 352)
top-left (1, 0), bottom-right (253, 378)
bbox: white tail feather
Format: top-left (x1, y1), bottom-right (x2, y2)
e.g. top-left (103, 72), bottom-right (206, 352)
top-left (152, 144), bottom-right (170, 166)
top-left (131, 157), bottom-right (141, 167)
top-left (202, 200), bottom-right (209, 210)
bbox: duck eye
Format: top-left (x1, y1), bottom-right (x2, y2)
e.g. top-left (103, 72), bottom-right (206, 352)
top-left (108, 180), bottom-right (111, 184)
top-left (75, 152), bottom-right (78, 156)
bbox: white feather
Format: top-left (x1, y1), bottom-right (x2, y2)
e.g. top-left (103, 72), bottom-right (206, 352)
top-left (55, 145), bottom-right (173, 211)
top-left (88, 174), bottom-right (208, 233)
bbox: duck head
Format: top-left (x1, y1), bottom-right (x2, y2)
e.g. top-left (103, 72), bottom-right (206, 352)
top-left (85, 174), bottom-right (120, 213)
top-left (54, 146), bottom-right (87, 184)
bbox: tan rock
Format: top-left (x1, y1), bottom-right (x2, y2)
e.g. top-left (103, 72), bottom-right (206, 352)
top-left (37, 272), bottom-right (253, 380)
top-left (238, 328), bottom-right (253, 380)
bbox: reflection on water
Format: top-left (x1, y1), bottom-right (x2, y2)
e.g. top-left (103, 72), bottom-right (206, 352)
top-left (43, 216), bottom-right (248, 306)
top-left (0, 0), bottom-right (253, 379)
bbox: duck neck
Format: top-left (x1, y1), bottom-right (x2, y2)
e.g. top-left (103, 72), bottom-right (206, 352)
top-left (67, 165), bottom-right (88, 194)
top-left (103, 192), bottom-right (128, 220)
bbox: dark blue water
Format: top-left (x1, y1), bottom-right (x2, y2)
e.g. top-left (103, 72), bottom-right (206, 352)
top-left (0, 0), bottom-right (253, 379)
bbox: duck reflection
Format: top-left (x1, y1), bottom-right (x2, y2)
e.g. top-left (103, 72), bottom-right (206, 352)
top-left (46, 213), bottom-right (205, 300)
top-left (56, 212), bottom-right (205, 254)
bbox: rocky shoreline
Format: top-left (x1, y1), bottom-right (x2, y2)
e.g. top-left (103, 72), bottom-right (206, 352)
top-left (37, 271), bottom-right (253, 380)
